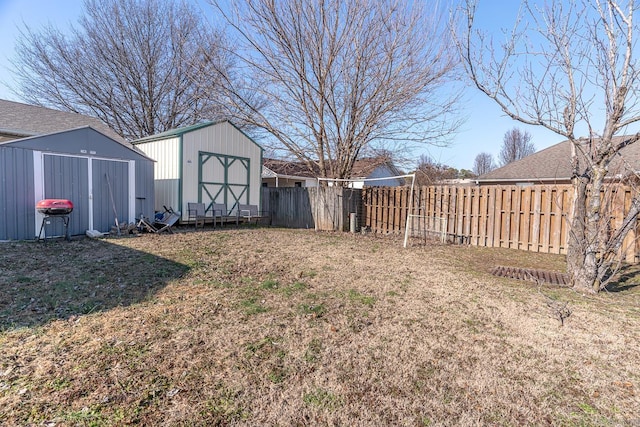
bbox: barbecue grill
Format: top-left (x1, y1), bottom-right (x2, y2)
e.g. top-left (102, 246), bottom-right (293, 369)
top-left (36, 199), bottom-right (73, 241)
top-left (36, 199), bottom-right (74, 215)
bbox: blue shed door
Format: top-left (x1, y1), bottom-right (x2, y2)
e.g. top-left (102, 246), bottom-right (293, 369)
top-left (40, 154), bottom-right (132, 237)
top-left (42, 154), bottom-right (90, 236)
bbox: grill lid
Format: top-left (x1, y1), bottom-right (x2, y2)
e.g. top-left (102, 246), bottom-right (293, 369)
top-left (36, 199), bottom-right (74, 215)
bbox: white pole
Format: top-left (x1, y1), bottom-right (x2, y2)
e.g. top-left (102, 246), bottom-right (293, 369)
top-left (315, 177), bottom-right (320, 231)
top-left (403, 173), bottom-right (416, 248)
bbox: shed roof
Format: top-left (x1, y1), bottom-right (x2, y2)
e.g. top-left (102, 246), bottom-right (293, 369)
top-left (0, 126), bottom-right (155, 162)
top-left (132, 122), bottom-right (216, 143)
top-left (132, 120), bottom-right (264, 157)
top-left (0, 99), bottom-right (124, 142)
top-left (477, 136), bottom-right (640, 183)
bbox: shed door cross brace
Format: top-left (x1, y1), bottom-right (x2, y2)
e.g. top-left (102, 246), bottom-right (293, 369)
top-left (198, 152), bottom-right (250, 213)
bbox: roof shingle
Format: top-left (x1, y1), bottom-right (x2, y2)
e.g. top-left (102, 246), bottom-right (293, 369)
top-left (478, 137), bottom-right (640, 183)
top-left (0, 99), bottom-right (123, 142)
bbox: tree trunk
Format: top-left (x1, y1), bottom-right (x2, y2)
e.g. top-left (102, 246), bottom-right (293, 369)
top-left (568, 166), bottom-right (610, 293)
top-left (567, 176), bottom-right (594, 292)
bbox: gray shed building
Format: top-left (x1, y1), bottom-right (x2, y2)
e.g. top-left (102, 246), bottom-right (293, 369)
top-left (0, 126), bottom-right (154, 240)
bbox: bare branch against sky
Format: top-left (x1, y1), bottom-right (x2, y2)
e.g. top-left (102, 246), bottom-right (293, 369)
top-left (210, 0), bottom-right (462, 179)
top-left (455, 0), bottom-right (640, 292)
top-left (12, 0), bottom-right (234, 140)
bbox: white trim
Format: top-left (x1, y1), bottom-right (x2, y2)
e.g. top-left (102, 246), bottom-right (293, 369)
top-left (128, 160), bottom-right (136, 222)
top-left (88, 159), bottom-right (94, 230)
top-left (33, 151), bottom-right (44, 238)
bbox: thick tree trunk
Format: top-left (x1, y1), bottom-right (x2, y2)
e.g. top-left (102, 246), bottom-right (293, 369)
top-left (568, 165), bottom-right (611, 293)
top-left (567, 176), bottom-right (598, 293)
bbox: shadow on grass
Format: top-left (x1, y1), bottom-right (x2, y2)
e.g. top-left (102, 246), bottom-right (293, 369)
top-left (0, 237), bottom-right (189, 330)
top-left (604, 264), bottom-right (640, 293)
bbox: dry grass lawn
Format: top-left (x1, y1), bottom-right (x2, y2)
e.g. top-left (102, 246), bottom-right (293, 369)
top-left (1, 228), bottom-right (639, 426)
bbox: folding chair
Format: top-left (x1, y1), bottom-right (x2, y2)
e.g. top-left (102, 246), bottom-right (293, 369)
top-left (237, 204), bottom-right (270, 226)
top-left (211, 203), bottom-right (228, 228)
top-left (154, 208), bottom-right (181, 233)
top-left (188, 202), bottom-right (206, 229)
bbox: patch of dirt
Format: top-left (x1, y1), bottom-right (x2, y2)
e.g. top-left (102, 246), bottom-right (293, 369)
top-left (0, 228), bottom-right (639, 426)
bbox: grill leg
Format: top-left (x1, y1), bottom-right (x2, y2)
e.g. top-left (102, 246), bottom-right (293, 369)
top-left (38, 218), bottom-right (47, 241)
top-left (63, 216), bottom-right (70, 241)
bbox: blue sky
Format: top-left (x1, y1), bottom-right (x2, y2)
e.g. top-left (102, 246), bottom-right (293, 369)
top-left (0, 0), bottom-right (565, 171)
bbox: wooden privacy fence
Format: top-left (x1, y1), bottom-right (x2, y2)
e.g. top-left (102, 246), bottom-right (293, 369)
top-left (262, 186), bottom-right (361, 231)
top-left (262, 184), bottom-right (640, 261)
top-left (362, 184), bottom-right (640, 262)
top-left (363, 185), bottom-right (571, 252)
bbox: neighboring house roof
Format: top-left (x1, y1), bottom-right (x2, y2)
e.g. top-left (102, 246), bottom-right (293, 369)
top-left (263, 158), bottom-right (318, 178)
top-left (477, 137), bottom-right (640, 183)
top-left (350, 157), bottom-right (402, 179)
top-left (0, 99), bottom-right (124, 142)
top-left (262, 156), bottom-right (402, 180)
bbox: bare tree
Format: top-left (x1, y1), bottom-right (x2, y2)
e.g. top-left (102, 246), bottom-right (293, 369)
top-left (473, 152), bottom-right (495, 176)
top-left (12, 0), bottom-right (233, 140)
top-left (414, 154), bottom-right (459, 186)
top-left (499, 127), bottom-right (535, 166)
top-left (455, 0), bottom-right (640, 293)
top-left (211, 0), bottom-right (461, 181)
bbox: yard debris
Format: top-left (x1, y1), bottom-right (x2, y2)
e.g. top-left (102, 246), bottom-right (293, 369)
top-left (86, 229), bottom-right (103, 238)
top-left (544, 298), bottom-right (572, 326)
top-left (110, 222), bottom-right (139, 236)
top-left (492, 265), bottom-right (572, 325)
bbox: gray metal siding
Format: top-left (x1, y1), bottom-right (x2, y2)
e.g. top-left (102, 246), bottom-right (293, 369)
top-left (135, 159), bottom-right (155, 219)
top-left (92, 160), bottom-right (129, 232)
top-left (0, 147), bottom-right (35, 240)
top-left (43, 155), bottom-right (90, 237)
top-left (1, 128), bottom-right (155, 239)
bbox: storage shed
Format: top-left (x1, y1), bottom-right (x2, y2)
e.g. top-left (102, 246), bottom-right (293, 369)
top-left (133, 121), bottom-right (264, 221)
top-left (0, 126), bottom-right (155, 240)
